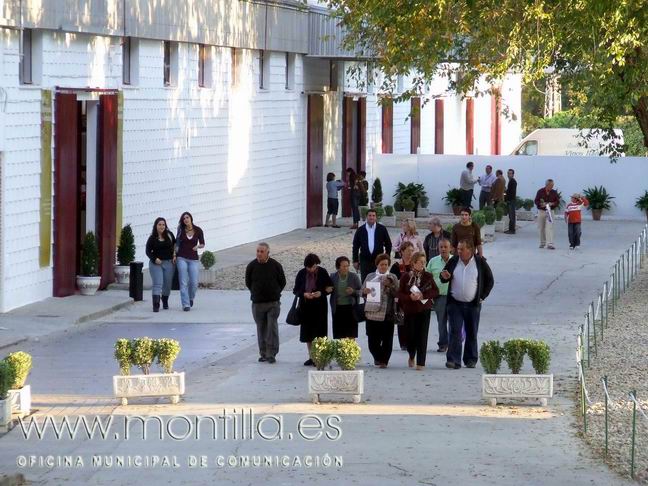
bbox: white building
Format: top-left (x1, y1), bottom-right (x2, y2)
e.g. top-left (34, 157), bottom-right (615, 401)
top-left (0, 0), bottom-right (521, 311)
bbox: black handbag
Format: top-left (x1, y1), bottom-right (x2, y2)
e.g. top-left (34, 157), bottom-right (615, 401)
top-left (285, 296), bottom-right (301, 326)
top-left (353, 301), bottom-right (366, 322)
top-left (393, 300), bottom-right (405, 326)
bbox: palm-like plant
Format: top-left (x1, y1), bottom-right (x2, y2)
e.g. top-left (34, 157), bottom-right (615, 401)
top-left (583, 186), bottom-right (615, 210)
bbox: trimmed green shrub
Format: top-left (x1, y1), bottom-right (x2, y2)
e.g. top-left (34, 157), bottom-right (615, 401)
top-left (311, 337), bottom-right (336, 370)
top-left (360, 206), bottom-right (370, 220)
top-left (471, 211), bottom-right (486, 228)
top-left (114, 339), bottom-right (132, 376)
top-left (522, 199), bottom-right (534, 211)
top-left (401, 197), bottom-right (415, 211)
top-left (80, 232), bottom-right (99, 277)
top-left (527, 340), bottom-right (551, 374)
top-left (503, 339), bottom-right (528, 374)
top-left (583, 185), bottom-right (615, 211)
top-left (4, 351), bottom-right (32, 389)
top-left (443, 187), bottom-right (463, 207)
top-left (479, 341), bottom-right (503, 374)
top-left (200, 251), bottom-right (216, 270)
top-left (374, 206), bottom-right (385, 219)
top-left (117, 224), bottom-right (136, 266)
top-left (444, 223), bottom-right (454, 234)
top-left (515, 196), bottom-right (524, 210)
top-left (394, 182), bottom-right (429, 211)
top-left (483, 206), bottom-right (496, 225)
top-left (156, 339), bottom-right (181, 374)
top-left (372, 178), bottom-right (383, 205)
top-left (0, 361), bottom-right (15, 400)
top-left (131, 337), bottom-right (156, 375)
top-left (495, 204), bottom-right (505, 221)
top-left (335, 338), bottom-right (361, 370)
top-left (384, 205), bottom-right (394, 216)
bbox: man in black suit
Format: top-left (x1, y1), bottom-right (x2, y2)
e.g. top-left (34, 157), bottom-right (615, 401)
top-left (352, 209), bottom-right (392, 282)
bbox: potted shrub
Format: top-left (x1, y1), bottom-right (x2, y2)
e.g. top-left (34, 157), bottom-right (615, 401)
top-left (471, 210), bottom-right (486, 228)
top-left (0, 360), bottom-right (14, 432)
top-left (583, 185), bottom-right (615, 220)
top-left (482, 206), bottom-right (496, 242)
top-left (393, 182), bottom-right (429, 215)
top-left (494, 202), bottom-right (508, 232)
top-left (443, 187), bottom-right (464, 216)
top-left (360, 206), bottom-right (370, 221)
top-left (416, 195), bottom-right (430, 218)
top-left (199, 250), bottom-right (217, 285)
top-left (371, 178), bottom-right (383, 208)
top-left (114, 224), bottom-right (135, 284)
top-left (4, 351), bottom-right (32, 417)
top-left (635, 191), bottom-right (648, 222)
top-left (309, 338), bottom-right (364, 404)
top-left (382, 205), bottom-right (396, 227)
top-left (76, 232), bottom-right (101, 296)
top-left (482, 339), bottom-right (553, 407)
top-left (395, 197), bottom-right (416, 223)
top-left (112, 337), bottom-right (184, 406)
top-left (517, 198), bottom-right (535, 221)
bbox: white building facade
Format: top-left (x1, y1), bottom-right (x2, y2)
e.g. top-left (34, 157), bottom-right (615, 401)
top-left (0, 0), bottom-right (521, 311)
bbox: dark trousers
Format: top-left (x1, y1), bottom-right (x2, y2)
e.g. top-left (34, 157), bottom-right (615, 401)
top-left (405, 310), bottom-right (431, 366)
top-left (460, 189), bottom-right (473, 208)
top-left (359, 259), bottom-right (376, 284)
top-left (479, 190), bottom-right (491, 210)
top-left (351, 197), bottom-right (360, 224)
top-left (568, 222), bottom-right (582, 247)
top-left (446, 299), bottom-right (481, 366)
top-left (252, 302), bottom-right (281, 358)
top-left (366, 319), bottom-right (395, 364)
top-left (434, 295), bottom-right (449, 347)
top-left (507, 200), bottom-right (516, 232)
top-left (397, 323), bottom-right (408, 349)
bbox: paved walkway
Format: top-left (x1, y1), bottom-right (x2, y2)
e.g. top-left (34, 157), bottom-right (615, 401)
top-left (0, 219), bottom-right (645, 485)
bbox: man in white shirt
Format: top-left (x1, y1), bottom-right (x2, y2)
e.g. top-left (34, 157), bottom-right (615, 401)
top-left (459, 161), bottom-right (478, 208)
top-left (478, 165), bottom-right (496, 209)
top-left (440, 239), bottom-right (494, 369)
top-left (352, 209), bottom-right (393, 282)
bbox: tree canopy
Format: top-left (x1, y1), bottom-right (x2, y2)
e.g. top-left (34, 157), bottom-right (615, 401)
top-left (327, 0), bottom-right (648, 153)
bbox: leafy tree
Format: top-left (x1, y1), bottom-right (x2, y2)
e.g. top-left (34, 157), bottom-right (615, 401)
top-left (327, 0), bottom-right (648, 155)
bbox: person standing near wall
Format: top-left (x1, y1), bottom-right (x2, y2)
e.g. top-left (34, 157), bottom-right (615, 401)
top-left (477, 165), bottom-right (496, 209)
top-left (504, 169), bottom-right (517, 234)
top-left (346, 168), bottom-right (361, 229)
top-left (145, 217), bottom-right (176, 312)
top-left (176, 212), bottom-right (205, 311)
top-left (324, 173), bottom-right (345, 228)
top-left (490, 169), bottom-right (506, 206)
top-left (459, 161), bottom-right (479, 208)
top-left (534, 179), bottom-right (560, 250)
top-left (246, 243), bottom-right (286, 364)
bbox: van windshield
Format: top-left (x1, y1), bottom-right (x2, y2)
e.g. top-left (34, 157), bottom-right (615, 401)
top-left (516, 140), bottom-right (538, 155)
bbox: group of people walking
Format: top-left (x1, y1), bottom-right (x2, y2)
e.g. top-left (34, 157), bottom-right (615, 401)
top-left (246, 208), bottom-right (494, 371)
top-left (145, 212), bottom-right (205, 312)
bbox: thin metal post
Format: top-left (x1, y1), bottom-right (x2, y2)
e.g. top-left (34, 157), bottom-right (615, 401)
top-left (604, 282), bottom-right (608, 329)
top-left (591, 301), bottom-right (597, 356)
top-left (622, 253), bottom-right (626, 292)
top-left (604, 376), bottom-right (608, 456)
top-left (599, 293), bottom-right (604, 340)
top-left (630, 390), bottom-right (637, 479)
top-left (611, 273), bottom-right (615, 316)
top-left (586, 311), bottom-right (591, 367)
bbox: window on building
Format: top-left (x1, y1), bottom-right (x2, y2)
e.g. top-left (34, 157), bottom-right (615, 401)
top-left (163, 41), bottom-right (178, 87)
top-left (20, 29), bottom-right (33, 85)
top-left (198, 44), bottom-right (206, 87)
top-left (285, 53), bottom-right (295, 90)
top-left (123, 37), bottom-right (131, 85)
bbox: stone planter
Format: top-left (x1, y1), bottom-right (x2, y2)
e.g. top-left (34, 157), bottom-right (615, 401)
top-left (199, 268), bottom-right (217, 286)
top-left (76, 276), bottom-right (101, 296)
top-left (416, 208), bottom-right (430, 218)
top-left (0, 399), bottom-right (11, 433)
top-left (516, 210), bottom-right (535, 221)
top-left (113, 372), bottom-right (185, 406)
top-left (113, 265), bottom-right (130, 284)
top-left (7, 385), bottom-right (31, 417)
top-left (495, 218), bottom-right (506, 232)
top-left (591, 209), bottom-right (603, 221)
top-left (451, 205), bottom-right (463, 216)
top-left (380, 215), bottom-right (396, 227)
top-left (482, 374), bottom-right (553, 407)
top-left (308, 370), bottom-right (364, 404)
top-left (395, 211), bottom-right (415, 224)
top-left (482, 224), bottom-right (495, 242)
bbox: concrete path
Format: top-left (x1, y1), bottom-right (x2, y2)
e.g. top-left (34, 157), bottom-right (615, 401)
top-left (0, 219), bottom-right (644, 485)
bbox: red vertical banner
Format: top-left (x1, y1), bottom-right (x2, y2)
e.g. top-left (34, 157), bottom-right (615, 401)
top-left (98, 94), bottom-right (118, 289)
top-left (53, 93), bottom-right (79, 297)
top-left (359, 97), bottom-right (366, 173)
top-left (410, 97), bottom-right (421, 154)
top-left (490, 89), bottom-right (502, 155)
top-left (381, 98), bottom-right (393, 154)
top-left (342, 97), bottom-right (354, 217)
top-left (466, 98), bottom-right (475, 155)
top-left (306, 95), bottom-right (324, 228)
top-left (434, 99), bottom-right (444, 154)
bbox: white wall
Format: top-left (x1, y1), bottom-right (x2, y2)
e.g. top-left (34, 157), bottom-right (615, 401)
top-left (373, 154), bottom-right (648, 220)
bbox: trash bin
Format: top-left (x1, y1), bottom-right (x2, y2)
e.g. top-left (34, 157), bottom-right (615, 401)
top-left (129, 261), bottom-right (144, 301)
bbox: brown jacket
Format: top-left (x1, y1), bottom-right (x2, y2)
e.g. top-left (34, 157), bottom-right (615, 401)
top-left (397, 271), bottom-right (439, 315)
top-left (491, 176), bottom-right (505, 202)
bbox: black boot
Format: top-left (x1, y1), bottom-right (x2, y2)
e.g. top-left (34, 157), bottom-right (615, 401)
top-left (153, 295), bottom-right (160, 312)
top-left (161, 296), bottom-right (169, 310)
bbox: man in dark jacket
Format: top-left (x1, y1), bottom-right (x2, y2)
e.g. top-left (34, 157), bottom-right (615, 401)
top-left (352, 209), bottom-right (392, 282)
top-left (423, 217), bottom-right (451, 261)
top-left (440, 239), bottom-right (494, 369)
top-left (245, 242), bottom-right (286, 364)
top-left (504, 168), bottom-right (517, 234)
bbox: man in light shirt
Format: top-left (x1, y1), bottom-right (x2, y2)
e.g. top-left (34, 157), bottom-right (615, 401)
top-left (440, 239), bottom-right (494, 369)
top-left (426, 238), bottom-right (453, 352)
top-left (478, 165), bottom-right (496, 209)
top-left (459, 161), bottom-right (479, 208)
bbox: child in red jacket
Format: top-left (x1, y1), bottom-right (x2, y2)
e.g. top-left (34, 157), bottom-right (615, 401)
top-left (565, 193), bottom-right (589, 249)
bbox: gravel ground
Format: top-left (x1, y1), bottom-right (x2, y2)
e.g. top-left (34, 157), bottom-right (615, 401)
top-left (583, 265), bottom-right (648, 483)
top-left (208, 231), bottom-right (357, 290)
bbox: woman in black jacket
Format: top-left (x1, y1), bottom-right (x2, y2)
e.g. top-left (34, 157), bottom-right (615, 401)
top-left (293, 253), bottom-right (334, 366)
top-left (145, 217), bottom-right (176, 312)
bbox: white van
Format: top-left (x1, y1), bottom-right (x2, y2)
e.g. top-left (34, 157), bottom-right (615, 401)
top-left (511, 128), bottom-right (624, 156)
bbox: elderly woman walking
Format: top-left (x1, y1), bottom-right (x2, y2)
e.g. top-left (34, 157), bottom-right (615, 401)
top-left (145, 217), bottom-right (176, 312)
top-left (397, 251), bottom-right (439, 370)
top-left (390, 241), bottom-right (415, 350)
top-left (293, 253), bottom-right (334, 366)
top-left (363, 254), bottom-right (399, 368)
top-left (330, 256), bottom-right (362, 339)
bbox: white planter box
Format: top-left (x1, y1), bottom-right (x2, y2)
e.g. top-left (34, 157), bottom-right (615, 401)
top-left (308, 370), bottom-right (364, 404)
top-left (76, 276), bottom-right (101, 296)
top-left (516, 210), bottom-right (535, 221)
top-left (380, 215), bottom-right (396, 227)
top-left (482, 374), bottom-right (553, 406)
top-left (0, 399), bottom-right (12, 433)
top-left (113, 265), bottom-right (130, 284)
top-left (482, 224), bottom-right (495, 242)
top-left (113, 372), bottom-right (185, 406)
top-left (395, 211), bottom-right (415, 223)
top-left (495, 216), bottom-right (509, 232)
top-left (7, 385), bottom-right (31, 417)
top-left (416, 208), bottom-right (429, 218)
top-left (199, 268), bottom-right (217, 286)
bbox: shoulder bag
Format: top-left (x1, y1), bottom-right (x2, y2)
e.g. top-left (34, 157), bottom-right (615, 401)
top-left (285, 296), bottom-right (301, 326)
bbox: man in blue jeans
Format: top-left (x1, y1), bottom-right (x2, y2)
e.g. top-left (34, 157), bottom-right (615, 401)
top-left (440, 239), bottom-right (494, 369)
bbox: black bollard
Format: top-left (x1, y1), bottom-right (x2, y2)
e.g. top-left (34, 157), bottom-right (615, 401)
top-left (129, 261), bottom-right (144, 301)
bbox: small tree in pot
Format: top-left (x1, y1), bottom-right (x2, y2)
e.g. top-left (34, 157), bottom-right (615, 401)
top-left (114, 339), bottom-right (132, 376)
top-left (77, 232), bottom-right (101, 296)
top-left (114, 224), bottom-right (136, 284)
top-left (156, 339), bottom-right (182, 374)
top-left (310, 337), bottom-right (336, 370)
top-left (583, 185), bottom-right (615, 220)
top-left (503, 339), bottom-right (528, 374)
top-left (131, 337), bottom-right (156, 375)
top-left (0, 361), bottom-right (15, 430)
top-left (335, 338), bottom-right (361, 370)
top-left (443, 188), bottom-right (464, 215)
top-left (371, 178), bottom-right (383, 207)
top-left (635, 190), bottom-right (648, 222)
top-left (479, 341), bottom-right (503, 374)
